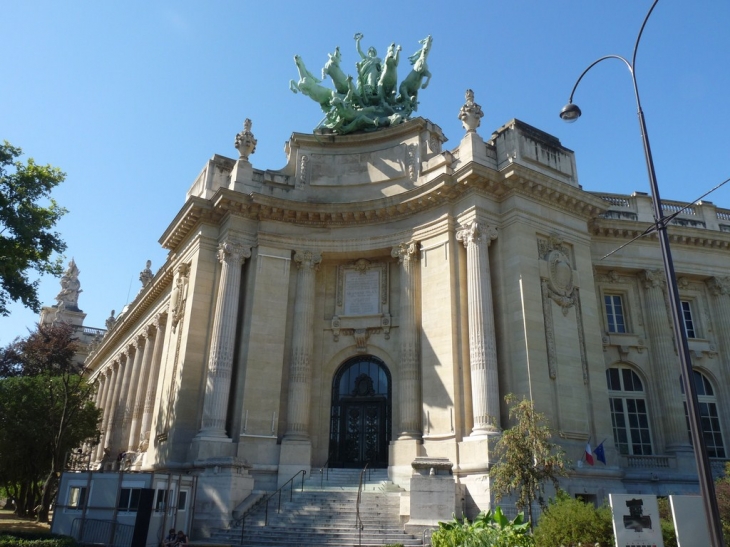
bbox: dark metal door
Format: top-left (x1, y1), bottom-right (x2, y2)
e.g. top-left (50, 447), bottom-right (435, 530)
top-left (329, 356), bottom-right (391, 468)
top-left (339, 398), bottom-right (387, 467)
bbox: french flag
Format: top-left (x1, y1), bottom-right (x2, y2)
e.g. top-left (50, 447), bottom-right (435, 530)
top-left (585, 442), bottom-right (594, 465)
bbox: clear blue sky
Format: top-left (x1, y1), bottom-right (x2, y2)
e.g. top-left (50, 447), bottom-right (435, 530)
top-left (2, 1), bottom-right (729, 344)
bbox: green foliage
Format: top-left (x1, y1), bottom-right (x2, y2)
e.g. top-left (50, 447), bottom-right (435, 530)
top-left (0, 324), bottom-right (100, 521)
top-left (489, 395), bottom-right (568, 524)
top-left (0, 141), bottom-right (67, 316)
top-left (431, 507), bottom-right (535, 547)
top-left (0, 533), bottom-right (76, 547)
top-left (532, 491), bottom-right (613, 547)
top-left (714, 462), bottom-right (730, 544)
top-left (656, 497), bottom-right (677, 547)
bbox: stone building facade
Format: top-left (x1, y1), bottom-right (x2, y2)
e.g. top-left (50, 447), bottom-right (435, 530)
top-left (83, 103), bottom-right (730, 534)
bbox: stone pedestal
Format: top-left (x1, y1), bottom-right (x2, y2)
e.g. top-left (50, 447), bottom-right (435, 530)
top-left (278, 439), bottom-right (311, 488)
top-left (191, 457), bottom-right (254, 538)
top-left (405, 457), bottom-right (456, 535)
top-left (189, 437), bottom-right (236, 462)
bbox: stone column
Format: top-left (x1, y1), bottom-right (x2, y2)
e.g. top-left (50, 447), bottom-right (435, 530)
top-left (121, 336), bottom-right (147, 451)
top-left (456, 222), bottom-right (500, 435)
top-left (94, 369), bottom-right (112, 461)
top-left (392, 242), bottom-right (421, 439)
top-left (128, 325), bottom-right (156, 451)
top-left (139, 312), bottom-right (167, 451)
top-left (198, 241), bottom-right (251, 438)
top-left (102, 359), bottom-right (123, 453)
top-left (641, 269), bottom-right (690, 452)
top-left (111, 347), bottom-right (135, 452)
top-left (284, 250), bottom-right (322, 440)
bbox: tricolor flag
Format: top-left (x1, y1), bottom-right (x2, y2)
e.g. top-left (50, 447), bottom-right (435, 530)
top-left (585, 442), bottom-right (594, 465)
top-left (594, 441), bottom-right (607, 464)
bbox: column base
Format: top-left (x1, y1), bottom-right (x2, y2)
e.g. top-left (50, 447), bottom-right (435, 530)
top-left (189, 435), bottom-right (235, 461)
top-left (278, 438), bottom-right (311, 488)
top-left (389, 438), bottom-right (422, 488)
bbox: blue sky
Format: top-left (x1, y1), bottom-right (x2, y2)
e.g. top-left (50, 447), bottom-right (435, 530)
top-left (2, 1), bottom-right (729, 343)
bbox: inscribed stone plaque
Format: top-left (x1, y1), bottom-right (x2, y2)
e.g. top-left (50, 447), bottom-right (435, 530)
top-left (344, 269), bottom-right (380, 316)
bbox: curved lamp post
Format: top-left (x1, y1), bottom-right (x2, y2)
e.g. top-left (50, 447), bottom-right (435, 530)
top-left (560, 2), bottom-right (724, 545)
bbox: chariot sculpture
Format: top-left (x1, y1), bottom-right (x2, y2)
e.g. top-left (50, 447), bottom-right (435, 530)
top-left (290, 33), bottom-right (433, 135)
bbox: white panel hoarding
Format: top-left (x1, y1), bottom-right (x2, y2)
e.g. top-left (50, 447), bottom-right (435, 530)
top-left (609, 493), bottom-right (664, 547)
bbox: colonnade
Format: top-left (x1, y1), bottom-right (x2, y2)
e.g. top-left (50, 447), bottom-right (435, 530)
top-left (93, 311), bottom-right (168, 461)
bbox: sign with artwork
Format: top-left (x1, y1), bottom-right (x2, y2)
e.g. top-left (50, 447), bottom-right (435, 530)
top-left (609, 494), bottom-right (664, 547)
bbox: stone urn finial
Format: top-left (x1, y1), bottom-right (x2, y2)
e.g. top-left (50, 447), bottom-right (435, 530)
top-left (235, 118), bottom-right (257, 161)
top-left (458, 89), bottom-right (484, 133)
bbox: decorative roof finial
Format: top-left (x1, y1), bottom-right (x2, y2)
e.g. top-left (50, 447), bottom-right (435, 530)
top-left (458, 89), bottom-right (484, 133)
top-left (235, 118), bottom-right (257, 160)
top-left (55, 258), bottom-right (82, 312)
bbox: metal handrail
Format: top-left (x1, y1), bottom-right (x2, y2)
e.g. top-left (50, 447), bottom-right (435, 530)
top-left (238, 469), bottom-right (307, 542)
top-left (320, 459), bottom-right (330, 489)
top-left (355, 462), bottom-right (369, 547)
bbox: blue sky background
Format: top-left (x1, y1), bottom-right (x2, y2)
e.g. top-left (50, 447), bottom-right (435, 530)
top-left (2, 1), bottom-right (729, 343)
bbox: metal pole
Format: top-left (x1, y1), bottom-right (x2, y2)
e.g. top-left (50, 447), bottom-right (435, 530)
top-left (636, 106), bottom-right (725, 546)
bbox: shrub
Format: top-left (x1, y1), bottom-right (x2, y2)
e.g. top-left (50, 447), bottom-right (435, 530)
top-left (431, 507), bottom-right (535, 547)
top-left (532, 492), bottom-right (613, 547)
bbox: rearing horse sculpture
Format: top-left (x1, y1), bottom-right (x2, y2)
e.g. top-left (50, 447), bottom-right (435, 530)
top-left (290, 55), bottom-right (334, 112)
top-left (377, 43), bottom-right (401, 105)
top-left (397, 35), bottom-right (432, 111)
top-left (321, 46), bottom-right (349, 95)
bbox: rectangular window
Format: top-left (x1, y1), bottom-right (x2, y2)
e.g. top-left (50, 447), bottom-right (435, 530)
top-left (681, 300), bottom-right (696, 338)
top-left (68, 486), bottom-right (87, 510)
top-left (118, 488), bottom-right (141, 512)
top-left (177, 491), bottom-right (187, 511)
top-left (604, 295), bottom-right (626, 333)
top-left (683, 401), bottom-right (726, 458)
top-left (155, 489), bottom-right (168, 512)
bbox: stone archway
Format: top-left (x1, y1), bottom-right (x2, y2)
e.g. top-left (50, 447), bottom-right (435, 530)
top-left (328, 355), bottom-right (392, 468)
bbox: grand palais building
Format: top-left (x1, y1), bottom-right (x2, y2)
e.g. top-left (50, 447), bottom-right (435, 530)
top-left (58, 83), bottom-right (730, 535)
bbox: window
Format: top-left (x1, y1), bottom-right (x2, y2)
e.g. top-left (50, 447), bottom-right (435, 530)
top-left (681, 371), bottom-right (725, 458)
top-left (177, 491), bottom-right (187, 511)
top-left (118, 488), bottom-right (142, 512)
top-left (606, 367), bottom-right (653, 455)
top-left (604, 295), bottom-right (626, 333)
top-left (68, 486), bottom-right (87, 510)
top-left (681, 300), bottom-right (696, 338)
top-left (155, 489), bottom-right (168, 512)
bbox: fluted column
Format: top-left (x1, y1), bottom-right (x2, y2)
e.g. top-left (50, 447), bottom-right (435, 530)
top-left (284, 250), bottom-right (322, 440)
top-left (198, 241), bottom-right (251, 438)
top-left (120, 336), bottom-right (146, 451)
top-left (111, 347), bottom-right (135, 452)
top-left (456, 222), bottom-right (500, 435)
top-left (139, 312), bottom-right (167, 451)
top-left (94, 369), bottom-right (112, 460)
top-left (641, 269), bottom-right (690, 452)
top-left (128, 325), bottom-right (155, 451)
top-left (102, 359), bottom-right (123, 453)
top-left (392, 242), bottom-right (421, 439)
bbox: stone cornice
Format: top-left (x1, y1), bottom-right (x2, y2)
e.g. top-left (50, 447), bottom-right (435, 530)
top-left (590, 217), bottom-right (730, 249)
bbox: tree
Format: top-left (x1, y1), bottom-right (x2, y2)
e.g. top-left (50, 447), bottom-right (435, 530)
top-left (0, 323), bottom-right (100, 522)
top-left (0, 141), bottom-right (67, 316)
top-left (489, 394), bottom-right (568, 527)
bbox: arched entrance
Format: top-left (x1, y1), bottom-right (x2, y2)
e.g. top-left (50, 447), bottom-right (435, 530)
top-left (328, 355), bottom-right (392, 468)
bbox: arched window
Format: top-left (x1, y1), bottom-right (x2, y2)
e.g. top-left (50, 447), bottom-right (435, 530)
top-left (680, 371), bottom-right (725, 458)
top-left (606, 367), bottom-right (653, 455)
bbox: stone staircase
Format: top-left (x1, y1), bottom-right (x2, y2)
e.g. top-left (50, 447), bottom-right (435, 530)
top-left (206, 468), bottom-right (424, 547)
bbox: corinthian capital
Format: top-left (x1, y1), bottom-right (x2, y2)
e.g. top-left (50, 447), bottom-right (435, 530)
top-left (391, 242), bottom-right (419, 263)
top-left (707, 276), bottom-right (730, 297)
top-left (217, 241), bottom-right (251, 266)
top-left (456, 221), bottom-right (498, 248)
top-left (641, 269), bottom-right (666, 291)
top-left (294, 250), bottom-right (322, 270)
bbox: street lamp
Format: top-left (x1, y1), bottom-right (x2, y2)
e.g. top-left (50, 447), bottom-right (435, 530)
top-left (560, 2), bottom-right (725, 546)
